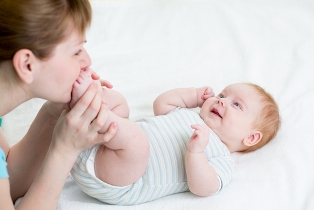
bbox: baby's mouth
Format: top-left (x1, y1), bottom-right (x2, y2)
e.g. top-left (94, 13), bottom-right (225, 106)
top-left (211, 108), bottom-right (222, 118)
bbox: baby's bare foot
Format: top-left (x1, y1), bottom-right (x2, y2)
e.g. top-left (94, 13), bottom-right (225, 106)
top-left (69, 68), bottom-right (94, 108)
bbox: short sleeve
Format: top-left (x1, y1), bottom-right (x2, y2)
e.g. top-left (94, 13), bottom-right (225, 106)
top-left (208, 155), bottom-right (234, 189)
top-left (204, 130), bottom-right (235, 190)
top-left (0, 148), bottom-right (9, 178)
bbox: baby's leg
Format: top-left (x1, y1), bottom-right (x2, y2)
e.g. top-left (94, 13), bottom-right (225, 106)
top-left (69, 68), bottom-right (95, 108)
top-left (100, 88), bottom-right (130, 120)
top-left (70, 69), bottom-right (148, 186)
top-left (69, 69), bottom-right (130, 119)
top-left (95, 111), bottom-right (150, 186)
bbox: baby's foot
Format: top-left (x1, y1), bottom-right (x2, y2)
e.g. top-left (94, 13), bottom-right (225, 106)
top-left (69, 68), bottom-right (94, 108)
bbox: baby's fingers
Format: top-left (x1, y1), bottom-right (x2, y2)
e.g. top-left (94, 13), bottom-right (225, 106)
top-left (202, 93), bottom-right (213, 100)
top-left (205, 86), bottom-right (212, 93)
top-left (204, 87), bottom-right (215, 98)
top-left (191, 124), bottom-right (210, 136)
top-left (191, 124), bottom-right (203, 131)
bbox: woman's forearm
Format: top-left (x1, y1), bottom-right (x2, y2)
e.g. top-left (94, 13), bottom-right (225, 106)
top-left (15, 147), bottom-right (78, 210)
top-left (7, 102), bottom-right (61, 201)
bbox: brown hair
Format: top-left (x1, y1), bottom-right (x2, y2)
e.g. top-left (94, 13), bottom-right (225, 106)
top-left (242, 83), bottom-right (281, 153)
top-left (0, 0), bottom-right (92, 62)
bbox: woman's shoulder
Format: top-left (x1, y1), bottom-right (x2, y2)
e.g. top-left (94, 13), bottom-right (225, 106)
top-left (0, 147), bottom-right (9, 178)
top-left (0, 129), bottom-right (10, 157)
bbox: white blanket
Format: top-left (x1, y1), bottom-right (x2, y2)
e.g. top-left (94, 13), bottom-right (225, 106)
top-left (3, 0), bottom-right (314, 209)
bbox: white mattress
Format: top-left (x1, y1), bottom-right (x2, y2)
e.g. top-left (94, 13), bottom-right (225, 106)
top-left (3, 0), bottom-right (314, 209)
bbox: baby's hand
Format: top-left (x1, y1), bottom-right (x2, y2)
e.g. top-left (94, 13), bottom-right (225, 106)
top-left (188, 124), bottom-right (210, 153)
top-left (196, 86), bottom-right (214, 107)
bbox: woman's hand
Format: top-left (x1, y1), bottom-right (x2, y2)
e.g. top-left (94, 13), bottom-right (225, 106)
top-left (100, 79), bottom-right (113, 89)
top-left (10, 78), bottom-right (117, 210)
top-left (50, 82), bottom-right (117, 157)
top-left (91, 69), bottom-right (113, 89)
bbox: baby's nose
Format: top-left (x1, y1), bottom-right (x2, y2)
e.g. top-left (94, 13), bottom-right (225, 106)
top-left (217, 98), bottom-right (225, 107)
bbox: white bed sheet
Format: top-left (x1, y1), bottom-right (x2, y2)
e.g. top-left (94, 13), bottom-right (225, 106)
top-left (3, 0), bottom-right (314, 209)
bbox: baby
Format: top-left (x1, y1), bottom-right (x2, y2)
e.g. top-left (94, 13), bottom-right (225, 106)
top-left (70, 68), bottom-right (280, 205)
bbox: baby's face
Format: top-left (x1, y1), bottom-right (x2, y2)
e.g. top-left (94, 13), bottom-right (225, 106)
top-left (200, 83), bottom-right (263, 152)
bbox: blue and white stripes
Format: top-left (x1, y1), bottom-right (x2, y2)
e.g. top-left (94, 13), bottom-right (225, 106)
top-left (71, 108), bottom-right (234, 205)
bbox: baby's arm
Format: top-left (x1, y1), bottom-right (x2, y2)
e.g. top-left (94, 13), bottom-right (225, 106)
top-left (153, 87), bottom-right (214, 116)
top-left (185, 124), bottom-right (220, 196)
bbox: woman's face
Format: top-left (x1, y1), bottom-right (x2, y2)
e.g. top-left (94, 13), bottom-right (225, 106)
top-left (32, 29), bottom-right (91, 103)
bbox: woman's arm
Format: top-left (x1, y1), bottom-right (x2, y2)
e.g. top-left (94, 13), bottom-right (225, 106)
top-left (153, 86), bottom-right (214, 116)
top-left (185, 124), bottom-right (220, 196)
top-left (7, 76), bottom-right (117, 201)
top-left (0, 179), bottom-right (15, 210)
top-left (7, 82), bottom-right (116, 210)
top-left (7, 101), bottom-right (64, 201)
top-left (0, 129), bottom-right (10, 157)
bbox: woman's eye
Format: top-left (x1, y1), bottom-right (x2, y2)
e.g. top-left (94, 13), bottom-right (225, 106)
top-left (75, 50), bottom-right (82, 56)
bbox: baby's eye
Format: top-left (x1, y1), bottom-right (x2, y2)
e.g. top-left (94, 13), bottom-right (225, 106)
top-left (233, 102), bottom-right (242, 109)
top-left (218, 94), bottom-right (224, 98)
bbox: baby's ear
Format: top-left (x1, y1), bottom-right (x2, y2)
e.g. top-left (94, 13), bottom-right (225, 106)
top-left (243, 131), bottom-right (263, 147)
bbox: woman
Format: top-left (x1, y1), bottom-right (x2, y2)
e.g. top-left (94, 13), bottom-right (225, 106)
top-left (0, 0), bottom-right (117, 209)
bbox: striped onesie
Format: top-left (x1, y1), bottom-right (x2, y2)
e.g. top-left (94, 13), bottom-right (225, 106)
top-left (71, 108), bottom-right (234, 205)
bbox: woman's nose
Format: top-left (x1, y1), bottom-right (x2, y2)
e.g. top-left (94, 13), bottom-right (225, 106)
top-left (80, 49), bottom-right (91, 70)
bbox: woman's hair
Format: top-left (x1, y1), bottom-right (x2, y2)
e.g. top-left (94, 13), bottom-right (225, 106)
top-left (0, 0), bottom-right (92, 62)
top-left (242, 83), bottom-right (281, 153)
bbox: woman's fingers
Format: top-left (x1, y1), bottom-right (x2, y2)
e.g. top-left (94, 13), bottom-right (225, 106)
top-left (89, 68), bottom-right (113, 89)
top-left (90, 101), bottom-right (117, 144)
top-left (90, 68), bottom-right (100, 80)
top-left (71, 82), bottom-right (101, 122)
top-left (100, 79), bottom-right (113, 89)
top-left (88, 100), bottom-right (109, 133)
top-left (53, 80), bottom-right (117, 152)
top-left (98, 122), bottom-right (118, 143)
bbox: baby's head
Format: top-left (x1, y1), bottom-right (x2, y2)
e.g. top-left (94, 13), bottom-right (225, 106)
top-left (241, 83), bottom-right (280, 153)
top-left (200, 83), bottom-right (280, 153)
